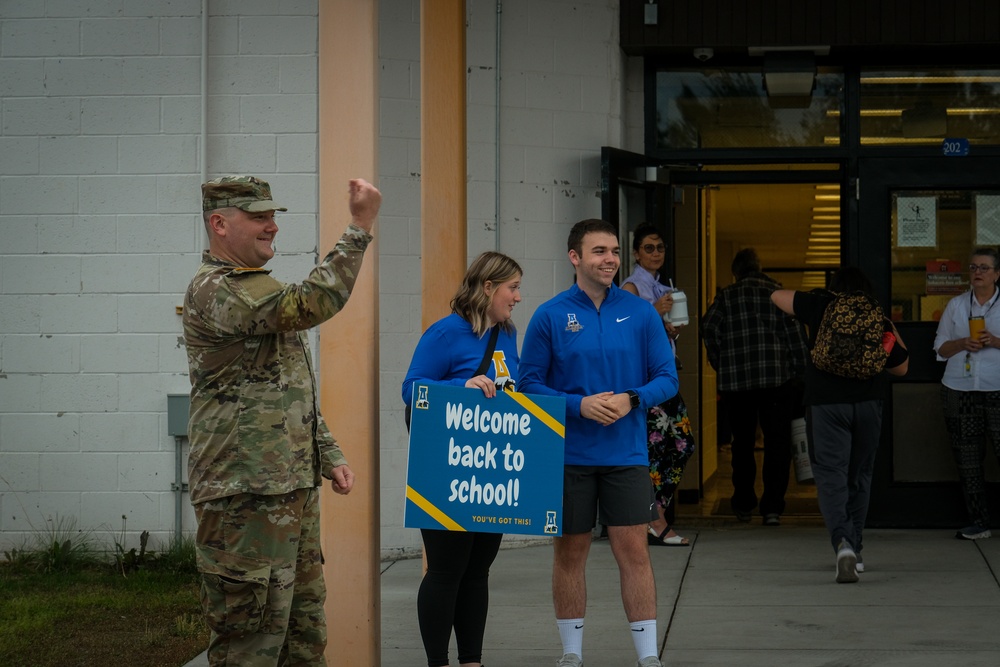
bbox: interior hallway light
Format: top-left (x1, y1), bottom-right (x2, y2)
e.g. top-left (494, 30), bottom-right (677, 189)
top-left (861, 75), bottom-right (1000, 85)
top-left (859, 136), bottom-right (954, 145)
top-left (828, 107), bottom-right (1000, 117)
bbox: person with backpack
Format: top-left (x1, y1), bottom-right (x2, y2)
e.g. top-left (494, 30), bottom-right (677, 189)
top-left (933, 248), bottom-right (1000, 541)
top-left (771, 267), bottom-right (909, 583)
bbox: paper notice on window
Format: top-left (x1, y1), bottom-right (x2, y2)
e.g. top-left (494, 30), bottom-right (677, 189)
top-left (976, 195), bottom-right (1000, 245)
top-left (896, 196), bottom-right (937, 247)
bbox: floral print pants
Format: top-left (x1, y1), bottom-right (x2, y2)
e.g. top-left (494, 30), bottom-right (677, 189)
top-left (647, 392), bottom-right (696, 510)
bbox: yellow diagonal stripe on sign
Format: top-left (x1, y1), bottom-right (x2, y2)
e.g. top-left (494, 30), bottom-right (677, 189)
top-left (406, 486), bottom-right (465, 532)
top-left (506, 391), bottom-right (565, 437)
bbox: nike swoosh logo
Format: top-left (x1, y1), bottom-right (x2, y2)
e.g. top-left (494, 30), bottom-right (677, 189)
top-left (632, 627), bottom-right (645, 632)
top-left (574, 624), bottom-right (584, 629)
top-left (616, 316), bottom-right (630, 322)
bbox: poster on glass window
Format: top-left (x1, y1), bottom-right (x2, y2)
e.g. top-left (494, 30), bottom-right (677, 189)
top-left (896, 195), bottom-right (937, 247)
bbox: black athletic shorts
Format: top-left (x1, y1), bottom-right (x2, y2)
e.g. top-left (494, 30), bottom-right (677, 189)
top-left (560, 465), bottom-right (656, 534)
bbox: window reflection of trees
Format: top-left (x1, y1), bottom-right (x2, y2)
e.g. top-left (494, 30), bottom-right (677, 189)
top-left (654, 71), bottom-right (843, 150)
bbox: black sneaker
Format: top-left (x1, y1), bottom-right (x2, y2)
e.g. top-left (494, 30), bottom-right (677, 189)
top-left (956, 524), bottom-right (992, 540)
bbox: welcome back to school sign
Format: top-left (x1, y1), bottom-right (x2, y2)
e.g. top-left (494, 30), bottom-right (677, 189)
top-left (404, 384), bottom-right (565, 536)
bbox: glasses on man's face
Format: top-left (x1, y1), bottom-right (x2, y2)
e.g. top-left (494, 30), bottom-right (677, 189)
top-left (969, 264), bottom-right (996, 273)
top-left (641, 243), bottom-right (665, 254)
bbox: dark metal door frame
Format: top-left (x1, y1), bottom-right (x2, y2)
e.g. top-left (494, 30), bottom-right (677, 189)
top-left (860, 156), bottom-right (1000, 527)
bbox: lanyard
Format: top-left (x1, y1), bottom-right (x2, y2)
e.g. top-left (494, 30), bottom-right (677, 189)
top-left (970, 287), bottom-right (999, 317)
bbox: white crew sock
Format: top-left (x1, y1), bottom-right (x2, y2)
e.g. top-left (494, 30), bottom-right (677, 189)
top-left (630, 619), bottom-right (658, 660)
top-left (556, 617), bottom-right (584, 657)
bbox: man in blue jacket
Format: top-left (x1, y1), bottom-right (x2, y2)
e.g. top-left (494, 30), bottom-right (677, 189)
top-left (519, 219), bottom-right (678, 667)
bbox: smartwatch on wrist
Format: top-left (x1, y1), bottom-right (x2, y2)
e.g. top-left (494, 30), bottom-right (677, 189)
top-left (626, 389), bottom-right (640, 411)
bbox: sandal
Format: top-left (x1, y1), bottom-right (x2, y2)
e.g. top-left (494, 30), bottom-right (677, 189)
top-left (647, 525), bottom-right (690, 547)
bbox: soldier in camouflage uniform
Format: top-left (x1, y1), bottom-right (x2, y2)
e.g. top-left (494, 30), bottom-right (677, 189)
top-left (184, 175), bottom-right (381, 666)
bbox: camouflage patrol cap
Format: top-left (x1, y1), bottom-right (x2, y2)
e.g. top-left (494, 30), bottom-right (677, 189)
top-left (201, 175), bottom-right (288, 213)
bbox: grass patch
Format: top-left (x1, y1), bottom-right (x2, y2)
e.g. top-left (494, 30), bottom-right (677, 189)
top-left (0, 565), bottom-right (209, 667)
top-left (0, 524), bottom-right (208, 667)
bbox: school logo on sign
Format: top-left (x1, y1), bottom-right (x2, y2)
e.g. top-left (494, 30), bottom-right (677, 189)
top-left (404, 384), bottom-right (565, 536)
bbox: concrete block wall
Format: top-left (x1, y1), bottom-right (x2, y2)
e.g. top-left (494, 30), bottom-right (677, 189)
top-left (378, 0), bottom-right (626, 553)
top-left (377, 0), bottom-right (424, 555)
top-left (0, 0), bottom-right (629, 555)
top-left (0, 0), bottom-right (322, 552)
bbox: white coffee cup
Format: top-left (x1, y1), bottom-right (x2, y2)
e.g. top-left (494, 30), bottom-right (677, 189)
top-left (665, 289), bottom-right (688, 326)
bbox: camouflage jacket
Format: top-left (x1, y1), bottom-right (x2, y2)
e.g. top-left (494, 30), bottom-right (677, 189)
top-left (183, 224), bottom-right (372, 504)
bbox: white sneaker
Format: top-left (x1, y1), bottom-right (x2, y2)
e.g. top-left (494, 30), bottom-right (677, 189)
top-left (836, 539), bottom-right (859, 584)
top-left (637, 657), bottom-right (663, 667)
top-left (856, 553), bottom-right (864, 574)
top-left (556, 653), bottom-right (583, 667)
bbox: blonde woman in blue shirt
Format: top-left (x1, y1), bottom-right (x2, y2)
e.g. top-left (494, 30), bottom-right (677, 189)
top-left (402, 251), bottom-right (523, 667)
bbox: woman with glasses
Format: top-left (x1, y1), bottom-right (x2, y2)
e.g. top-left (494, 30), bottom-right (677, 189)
top-left (621, 222), bottom-right (695, 547)
top-left (934, 247), bottom-right (1000, 541)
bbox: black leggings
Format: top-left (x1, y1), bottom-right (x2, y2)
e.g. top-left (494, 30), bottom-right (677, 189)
top-left (417, 528), bottom-right (502, 667)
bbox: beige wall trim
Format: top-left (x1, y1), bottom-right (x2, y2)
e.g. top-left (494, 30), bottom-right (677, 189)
top-left (318, 1), bottom-right (380, 664)
top-left (421, 0), bottom-right (468, 328)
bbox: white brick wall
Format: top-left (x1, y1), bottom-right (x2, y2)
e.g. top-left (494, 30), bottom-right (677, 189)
top-left (0, 0), bottom-right (322, 551)
top-left (0, 0), bottom-right (628, 555)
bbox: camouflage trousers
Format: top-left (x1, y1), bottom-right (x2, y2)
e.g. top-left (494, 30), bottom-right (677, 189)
top-left (194, 488), bottom-right (327, 667)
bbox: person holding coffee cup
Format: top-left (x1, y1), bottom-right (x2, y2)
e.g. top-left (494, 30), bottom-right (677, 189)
top-left (934, 247), bottom-right (1000, 541)
top-left (621, 222), bottom-right (696, 547)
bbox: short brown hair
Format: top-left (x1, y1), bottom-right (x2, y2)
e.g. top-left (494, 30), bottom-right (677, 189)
top-left (568, 219), bottom-right (618, 255)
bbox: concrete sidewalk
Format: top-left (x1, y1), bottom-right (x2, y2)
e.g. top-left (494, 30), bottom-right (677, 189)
top-left (380, 525), bottom-right (1000, 666)
top-left (183, 524), bottom-right (1000, 666)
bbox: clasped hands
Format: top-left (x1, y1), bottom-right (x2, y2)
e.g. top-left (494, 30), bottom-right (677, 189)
top-left (581, 391), bottom-right (633, 426)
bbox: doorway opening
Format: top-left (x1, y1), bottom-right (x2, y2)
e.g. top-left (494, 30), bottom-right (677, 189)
top-left (602, 151), bottom-right (841, 525)
top-left (685, 175), bottom-right (844, 524)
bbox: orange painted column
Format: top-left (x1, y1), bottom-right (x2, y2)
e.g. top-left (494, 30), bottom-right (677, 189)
top-left (421, 0), bottom-right (468, 328)
top-left (317, 1), bottom-right (380, 665)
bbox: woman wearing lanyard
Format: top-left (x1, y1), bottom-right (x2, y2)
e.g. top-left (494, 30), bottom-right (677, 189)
top-left (934, 247), bottom-right (1000, 540)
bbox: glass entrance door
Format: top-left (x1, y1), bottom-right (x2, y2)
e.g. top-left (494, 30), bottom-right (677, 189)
top-left (859, 157), bottom-right (1000, 527)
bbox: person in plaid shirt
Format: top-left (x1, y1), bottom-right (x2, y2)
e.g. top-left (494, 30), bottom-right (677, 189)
top-left (701, 248), bottom-right (808, 526)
